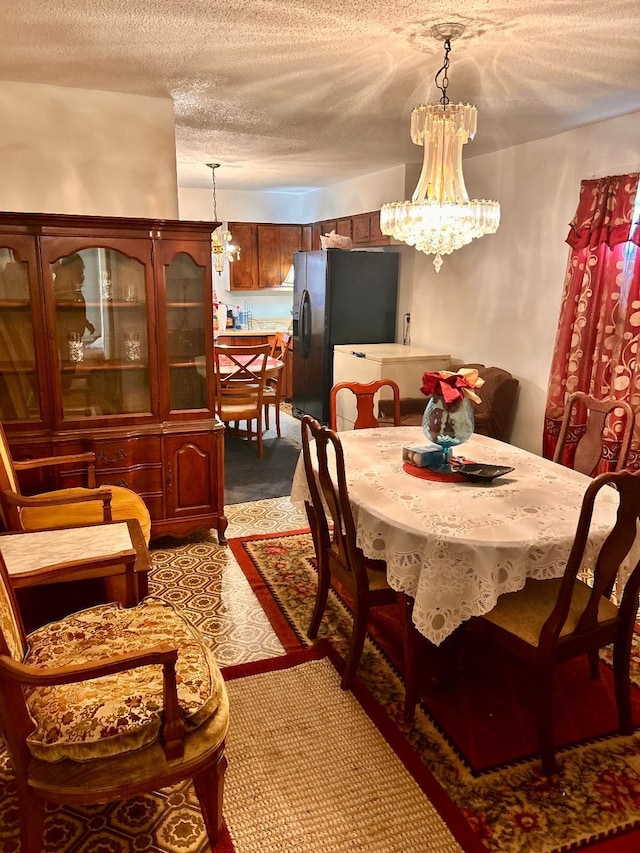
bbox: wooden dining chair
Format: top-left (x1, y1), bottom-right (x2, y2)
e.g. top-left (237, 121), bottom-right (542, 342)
top-left (301, 415), bottom-right (415, 706)
top-left (329, 379), bottom-right (401, 431)
top-left (0, 549), bottom-right (229, 853)
top-left (263, 331), bottom-right (291, 438)
top-left (0, 420), bottom-right (152, 543)
top-left (553, 391), bottom-right (634, 475)
top-left (475, 468), bottom-right (640, 775)
top-left (214, 343), bottom-right (270, 458)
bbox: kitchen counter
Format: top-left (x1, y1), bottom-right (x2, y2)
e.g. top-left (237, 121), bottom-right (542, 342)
top-left (218, 317), bottom-right (292, 336)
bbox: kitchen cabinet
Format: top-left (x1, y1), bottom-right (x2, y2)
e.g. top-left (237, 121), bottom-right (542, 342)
top-left (228, 213), bottom-right (390, 287)
top-left (228, 223), bottom-right (301, 290)
top-left (312, 211), bottom-right (390, 249)
top-left (0, 211), bottom-right (227, 543)
top-left (301, 225), bottom-right (313, 252)
top-left (228, 222), bottom-right (258, 290)
top-left (257, 225), bottom-right (302, 288)
top-left (351, 211), bottom-right (390, 246)
top-left (336, 218), bottom-right (352, 238)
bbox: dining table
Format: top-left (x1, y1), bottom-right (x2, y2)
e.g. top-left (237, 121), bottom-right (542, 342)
top-left (289, 426), bottom-right (633, 646)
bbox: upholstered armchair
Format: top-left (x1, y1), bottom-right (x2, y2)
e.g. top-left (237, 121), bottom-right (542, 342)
top-left (0, 420), bottom-right (151, 542)
top-left (0, 550), bottom-right (229, 852)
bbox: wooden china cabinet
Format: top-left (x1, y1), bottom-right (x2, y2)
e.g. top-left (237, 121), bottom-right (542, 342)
top-left (0, 212), bottom-right (227, 543)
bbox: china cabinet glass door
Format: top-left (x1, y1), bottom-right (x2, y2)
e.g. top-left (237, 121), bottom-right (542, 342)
top-left (0, 236), bottom-right (45, 424)
top-left (160, 245), bottom-right (212, 415)
top-left (47, 243), bottom-right (153, 422)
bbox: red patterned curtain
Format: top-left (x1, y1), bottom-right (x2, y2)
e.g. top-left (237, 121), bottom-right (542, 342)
top-left (544, 173), bottom-right (640, 472)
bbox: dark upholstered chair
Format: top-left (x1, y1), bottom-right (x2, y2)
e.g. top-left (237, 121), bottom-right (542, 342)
top-left (378, 364), bottom-right (520, 442)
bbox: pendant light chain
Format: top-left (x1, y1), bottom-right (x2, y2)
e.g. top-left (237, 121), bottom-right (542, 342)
top-left (208, 162), bottom-right (220, 222)
top-left (434, 39), bottom-right (452, 108)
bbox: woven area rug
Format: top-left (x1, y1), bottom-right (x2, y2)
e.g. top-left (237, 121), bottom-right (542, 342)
top-left (230, 530), bottom-right (640, 853)
top-left (223, 643), bottom-right (481, 853)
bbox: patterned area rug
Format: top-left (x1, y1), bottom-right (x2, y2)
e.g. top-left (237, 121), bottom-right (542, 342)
top-left (230, 530), bottom-right (640, 853)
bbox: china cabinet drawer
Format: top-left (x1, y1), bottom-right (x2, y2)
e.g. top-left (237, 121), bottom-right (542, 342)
top-left (92, 437), bottom-right (161, 469)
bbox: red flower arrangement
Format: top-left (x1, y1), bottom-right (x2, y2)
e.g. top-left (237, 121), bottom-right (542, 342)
top-left (420, 368), bottom-right (484, 406)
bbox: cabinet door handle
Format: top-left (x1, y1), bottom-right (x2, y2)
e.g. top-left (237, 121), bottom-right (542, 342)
top-left (167, 462), bottom-right (173, 492)
top-left (97, 449), bottom-right (126, 463)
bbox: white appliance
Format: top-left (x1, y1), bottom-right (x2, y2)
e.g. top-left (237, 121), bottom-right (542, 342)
top-left (332, 343), bottom-right (451, 430)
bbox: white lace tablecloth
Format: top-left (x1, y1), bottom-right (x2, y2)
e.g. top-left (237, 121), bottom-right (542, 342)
top-left (290, 427), bottom-right (624, 645)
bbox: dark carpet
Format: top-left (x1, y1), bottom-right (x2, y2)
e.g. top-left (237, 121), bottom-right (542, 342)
top-left (224, 409), bottom-right (302, 505)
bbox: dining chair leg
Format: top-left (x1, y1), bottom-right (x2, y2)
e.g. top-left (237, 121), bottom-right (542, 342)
top-left (342, 600), bottom-right (369, 690)
top-left (587, 649), bottom-right (600, 679)
top-left (275, 400), bottom-right (282, 438)
top-left (613, 633), bottom-right (634, 734)
top-left (193, 753), bottom-right (227, 844)
top-left (256, 414), bottom-right (264, 458)
top-left (20, 787), bottom-right (46, 853)
top-left (398, 592), bottom-right (418, 723)
top-left (305, 502), bottom-right (330, 639)
top-left (534, 666), bottom-right (557, 775)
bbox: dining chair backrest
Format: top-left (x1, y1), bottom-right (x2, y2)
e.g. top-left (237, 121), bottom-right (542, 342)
top-left (301, 415), bottom-right (370, 596)
top-left (545, 469), bottom-right (640, 643)
top-left (553, 391), bottom-right (634, 475)
top-left (269, 331), bottom-right (291, 362)
top-left (263, 332), bottom-right (292, 438)
top-left (214, 343), bottom-right (271, 456)
top-left (301, 415), bottom-right (331, 580)
top-left (214, 343), bottom-right (271, 388)
top-left (329, 379), bottom-right (401, 431)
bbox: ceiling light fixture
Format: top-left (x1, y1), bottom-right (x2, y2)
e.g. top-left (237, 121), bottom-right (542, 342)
top-left (380, 23), bottom-right (500, 272)
top-left (206, 163), bottom-right (240, 275)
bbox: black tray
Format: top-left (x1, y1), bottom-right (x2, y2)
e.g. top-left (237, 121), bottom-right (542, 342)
top-left (456, 463), bottom-right (515, 482)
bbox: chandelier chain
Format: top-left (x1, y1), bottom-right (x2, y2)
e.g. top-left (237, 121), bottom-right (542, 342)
top-left (434, 38), bottom-right (452, 107)
top-left (210, 167), bottom-right (219, 221)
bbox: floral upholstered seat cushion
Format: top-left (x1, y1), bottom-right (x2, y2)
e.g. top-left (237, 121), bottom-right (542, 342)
top-left (24, 598), bottom-right (226, 763)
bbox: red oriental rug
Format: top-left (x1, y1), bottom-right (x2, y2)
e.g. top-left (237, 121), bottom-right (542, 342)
top-left (230, 529), bottom-right (640, 853)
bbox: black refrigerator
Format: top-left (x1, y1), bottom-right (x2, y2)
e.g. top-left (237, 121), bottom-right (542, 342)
top-left (292, 249), bottom-right (399, 423)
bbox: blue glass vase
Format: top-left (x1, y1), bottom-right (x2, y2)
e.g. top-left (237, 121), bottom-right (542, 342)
top-left (422, 393), bottom-right (475, 470)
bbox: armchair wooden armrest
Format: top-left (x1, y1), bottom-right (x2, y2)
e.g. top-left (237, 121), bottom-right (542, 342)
top-left (14, 451), bottom-right (97, 488)
top-left (0, 644), bottom-right (185, 759)
top-left (2, 487), bottom-right (113, 522)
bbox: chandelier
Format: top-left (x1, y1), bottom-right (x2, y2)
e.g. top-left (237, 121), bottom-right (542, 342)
top-left (206, 163), bottom-right (240, 275)
top-left (380, 23), bottom-right (500, 272)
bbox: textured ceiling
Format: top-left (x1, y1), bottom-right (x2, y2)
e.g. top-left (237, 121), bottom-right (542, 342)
top-left (2, 1), bottom-right (640, 192)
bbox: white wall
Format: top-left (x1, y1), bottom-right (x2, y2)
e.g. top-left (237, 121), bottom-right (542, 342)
top-left (0, 82), bottom-right (178, 217)
top-left (179, 186), bottom-right (311, 224)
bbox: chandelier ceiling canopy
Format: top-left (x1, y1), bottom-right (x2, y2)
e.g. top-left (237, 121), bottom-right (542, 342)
top-left (380, 23), bottom-right (500, 272)
top-left (207, 163), bottom-right (240, 276)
